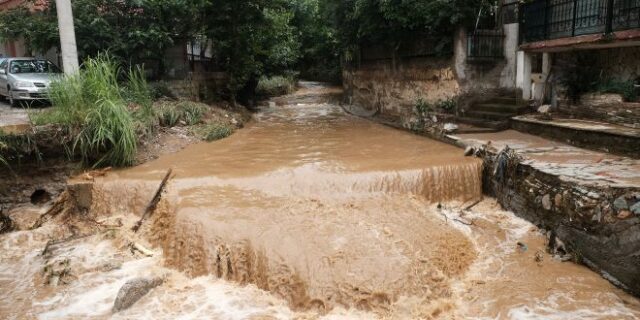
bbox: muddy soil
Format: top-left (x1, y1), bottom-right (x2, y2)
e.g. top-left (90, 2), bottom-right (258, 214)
top-left (1, 82), bottom-right (639, 319)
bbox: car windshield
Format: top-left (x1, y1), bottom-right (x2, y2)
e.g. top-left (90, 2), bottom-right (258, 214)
top-left (9, 60), bottom-right (62, 74)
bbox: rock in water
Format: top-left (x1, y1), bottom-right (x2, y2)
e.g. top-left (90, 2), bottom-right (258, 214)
top-left (542, 194), bottom-right (552, 210)
top-left (112, 277), bottom-right (163, 313)
top-left (629, 201), bottom-right (640, 215)
top-left (614, 196), bottom-right (629, 211)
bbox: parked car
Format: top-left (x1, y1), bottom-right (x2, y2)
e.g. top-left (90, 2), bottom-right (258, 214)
top-left (0, 57), bottom-right (62, 107)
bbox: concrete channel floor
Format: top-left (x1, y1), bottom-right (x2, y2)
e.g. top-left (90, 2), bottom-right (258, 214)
top-left (513, 114), bottom-right (640, 138)
top-left (448, 130), bottom-right (640, 189)
top-left (0, 100), bottom-right (31, 134)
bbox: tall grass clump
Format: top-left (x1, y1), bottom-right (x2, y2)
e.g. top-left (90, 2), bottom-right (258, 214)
top-left (256, 75), bottom-right (297, 97)
top-left (194, 123), bottom-right (233, 141)
top-left (126, 66), bottom-right (157, 137)
top-left (156, 101), bottom-right (208, 127)
top-left (33, 54), bottom-right (150, 167)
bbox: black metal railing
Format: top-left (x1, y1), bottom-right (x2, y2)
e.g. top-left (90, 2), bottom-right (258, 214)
top-left (467, 31), bottom-right (505, 59)
top-left (520, 0), bottom-right (640, 43)
top-left (501, 1), bottom-right (520, 24)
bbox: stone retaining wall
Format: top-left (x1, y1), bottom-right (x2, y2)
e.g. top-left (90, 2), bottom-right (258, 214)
top-left (343, 25), bottom-right (519, 120)
top-left (164, 72), bottom-right (228, 101)
top-left (481, 152), bottom-right (640, 296)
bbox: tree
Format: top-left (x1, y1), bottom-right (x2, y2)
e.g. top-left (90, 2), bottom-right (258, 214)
top-left (202, 0), bottom-right (300, 104)
top-left (0, 0), bottom-right (206, 75)
top-left (325, 0), bottom-right (492, 58)
top-left (290, 0), bottom-right (341, 82)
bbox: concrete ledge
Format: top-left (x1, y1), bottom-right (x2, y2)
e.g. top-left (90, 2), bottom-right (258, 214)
top-left (512, 115), bottom-right (640, 158)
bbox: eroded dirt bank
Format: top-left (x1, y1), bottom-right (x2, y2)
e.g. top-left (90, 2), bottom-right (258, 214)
top-left (1, 82), bottom-right (639, 319)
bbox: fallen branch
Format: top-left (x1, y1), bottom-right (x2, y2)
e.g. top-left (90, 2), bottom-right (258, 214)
top-left (463, 198), bottom-right (483, 211)
top-left (132, 169), bottom-right (173, 233)
top-left (32, 191), bottom-right (72, 229)
top-left (453, 218), bottom-right (474, 226)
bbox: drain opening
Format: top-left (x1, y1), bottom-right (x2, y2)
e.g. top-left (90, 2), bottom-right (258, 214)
top-left (30, 189), bottom-right (52, 205)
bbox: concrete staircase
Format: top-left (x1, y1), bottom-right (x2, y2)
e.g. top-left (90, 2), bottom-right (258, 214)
top-left (457, 97), bottom-right (529, 131)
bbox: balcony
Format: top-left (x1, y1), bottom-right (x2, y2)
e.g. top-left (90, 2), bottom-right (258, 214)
top-left (520, 0), bottom-right (640, 44)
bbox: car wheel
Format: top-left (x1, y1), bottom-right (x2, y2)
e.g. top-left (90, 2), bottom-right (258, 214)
top-left (8, 90), bottom-right (20, 108)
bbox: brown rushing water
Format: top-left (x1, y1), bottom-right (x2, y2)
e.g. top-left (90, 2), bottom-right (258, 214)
top-left (1, 82), bottom-right (639, 319)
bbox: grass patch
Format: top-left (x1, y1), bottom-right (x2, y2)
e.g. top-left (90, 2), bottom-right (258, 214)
top-left (193, 123), bottom-right (234, 141)
top-left (156, 101), bottom-right (208, 127)
top-left (256, 75), bottom-right (297, 97)
top-left (31, 54), bottom-right (154, 167)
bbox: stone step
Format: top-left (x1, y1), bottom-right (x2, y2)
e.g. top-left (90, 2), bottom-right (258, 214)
top-left (465, 110), bottom-right (515, 121)
top-left (486, 97), bottom-right (529, 106)
top-left (473, 103), bottom-right (528, 114)
top-left (456, 117), bottom-right (509, 130)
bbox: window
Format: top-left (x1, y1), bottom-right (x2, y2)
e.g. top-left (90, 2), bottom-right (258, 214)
top-left (9, 60), bottom-right (62, 74)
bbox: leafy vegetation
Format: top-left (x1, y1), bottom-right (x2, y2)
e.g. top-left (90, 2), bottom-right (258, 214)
top-left (598, 80), bottom-right (638, 102)
top-left (193, 123), bottom-right (234, 141)
top-left (257, 75), bottom-right (298, 97)
top-left (414, 97), bottom-right (457, 115)
top-left (559, 52), bottom-right (638, 102)
top-left (0, 0), bottom-right (205, 77)
top-left (32, 55), bottom-right (151, 167)
top-left (156, 101), bottom-right (208, 127)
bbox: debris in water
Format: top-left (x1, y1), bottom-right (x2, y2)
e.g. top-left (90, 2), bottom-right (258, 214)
top-left (43, 257), bottom-right (72, 287)
top-left (464, 146), bottom-right (474, 156)
top-left (517, 241), bottom-right (528, 252)
top-left (534, 250), bottom-right (544, 264)
top-left (112, 276), bottom-right (164, 313)
top-left (132, 168), bottom-right (173, 233)
top-left (130, 242), bottom-right (156, 257)
top-left (0, 209), bottom-right (13, 234)
top-left (443, 123), bottom-right (458, 133)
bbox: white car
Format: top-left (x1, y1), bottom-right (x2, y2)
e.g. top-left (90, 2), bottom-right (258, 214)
top-left (0, 57), bottom-right (62, 107)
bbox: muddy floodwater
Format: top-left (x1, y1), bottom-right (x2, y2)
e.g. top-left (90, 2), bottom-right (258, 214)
top-left (2, 83), bottom-right (640, 319)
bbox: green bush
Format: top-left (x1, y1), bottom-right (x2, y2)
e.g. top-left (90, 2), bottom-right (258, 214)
top-left (435, 98), bottom-right (456, 113)
top-left (156, 101), bottom-right (209, 127)
top-left (149, 81), bottom-right (178, 100)
top-left (598, 80), bottom-right (637, 102)
top-left (195, 123), bottom-right (234, 141)
top-left (256, 75), bottom-right (297, 97)
top-left (414, 97), bottom-right (432, 115)
top-left (179, 102), bottom-right (207, 125)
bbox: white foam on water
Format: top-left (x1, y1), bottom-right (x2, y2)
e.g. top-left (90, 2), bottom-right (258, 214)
top-left (507, 292), bottom-right (638, 320)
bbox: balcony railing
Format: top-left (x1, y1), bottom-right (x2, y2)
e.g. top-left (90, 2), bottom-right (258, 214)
top-left (520, 0), bottom-right (640, 43)
top-left (467, 31), bottom-right (505, 60)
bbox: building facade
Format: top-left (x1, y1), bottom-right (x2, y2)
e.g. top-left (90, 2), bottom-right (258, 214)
top-left (515, 0), bottom-right (640, 103)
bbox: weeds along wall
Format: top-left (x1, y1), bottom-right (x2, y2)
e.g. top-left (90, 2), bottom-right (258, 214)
top-left (343, 26), bottom-right (519, 120)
